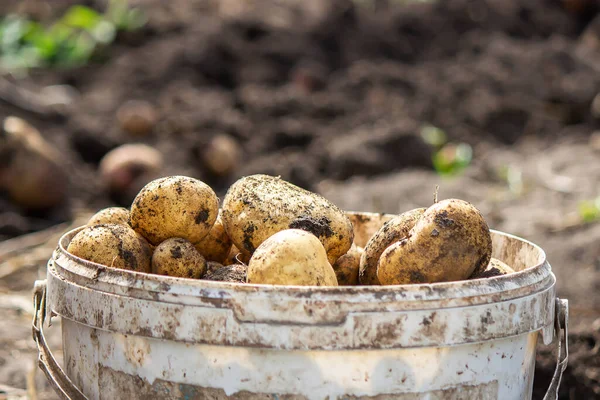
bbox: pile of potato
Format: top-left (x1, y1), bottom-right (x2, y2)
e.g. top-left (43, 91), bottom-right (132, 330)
top-left (67, 174), bottom-right (514, 286)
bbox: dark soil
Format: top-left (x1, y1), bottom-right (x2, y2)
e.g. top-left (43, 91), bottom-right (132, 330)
top-left (1, 0), bottom-right (600, 399)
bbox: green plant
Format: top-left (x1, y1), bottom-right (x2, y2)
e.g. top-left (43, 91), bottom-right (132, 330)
top-left (432, 142), bottom-right (473, 177)
top-left (0, 1), bottom-right (146, 73)
top-left (420, 124), bottom-right (472, 177)
top-left (497, 164), bottom-right (524, 196)
top-left (420, 124), bottom-right (447, 148)
top-left (577, 197), bottom-right (600, 223)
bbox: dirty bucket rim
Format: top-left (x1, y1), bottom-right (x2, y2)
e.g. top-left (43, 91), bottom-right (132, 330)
top-left (56, 225), bottom-right (548, 295)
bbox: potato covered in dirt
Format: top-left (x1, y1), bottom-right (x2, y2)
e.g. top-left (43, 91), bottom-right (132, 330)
top-left (99, 143), bottom-right (164, 205)
top-left (152, 238), bottom-right (207, 279)
top-left (247, 229), bottom-right (338, 286)
top-left (206, 261), bottom-right (225, 275)
top-left (359, 207), bottom-right (426, 285)
top-left (222, 174), bottom-right (353, 265)
top-left (470, 258), bottom-right (515, 279)
top-left (130, 176), bottom-right (219, 245)
top-left (204, 263), bottom-right (247, 283)
top-left (377, 199), bottom-right (492, 285)
top-left (67, 224), bottom-right (152, 272)
top-left (333, 243), bottom-right (363, 286)
top-left (194, 211), bottom-right (232, 263)
top-left (87, 207), bottom-right (130, 227)
top-left (117, 100), bottom-right (159, 137)
top-left (0, 116), bottom-right (68, 210)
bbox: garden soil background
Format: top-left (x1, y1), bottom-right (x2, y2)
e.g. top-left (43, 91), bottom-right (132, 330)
top-left (1, 0), bottom-right (599, 398)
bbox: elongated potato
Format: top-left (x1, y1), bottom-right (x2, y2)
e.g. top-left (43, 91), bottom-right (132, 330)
top-left (470, 258), bottom-right (514, 279)
top-left (152, 238), bottom-right (206, 279)
top-left (333, 244), bottom-right (363, 286)
top-left (0, 116), bottom-right (68, 210)
top-left (87, 207), bottom-right (131, 227)
top-left (359, 208), bottom-right (426, 285)
top-left (247, 229), bottom-right (338, 286)
top-left (194, 210), bottom-right (232, 263)
top-left (377, 199), bottom-right (492, 285)
top-left (67, 224), bottom-right (151, 272)
top-left (130, 176), bottom-right (219, 245)
top-left (222, 174), bottom-right (353, 264)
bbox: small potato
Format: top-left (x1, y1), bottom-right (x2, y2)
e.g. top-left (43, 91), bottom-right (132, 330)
top-left (201, 134), bottom-right (242, 177)
top-left (152, 238), bottom-right (207, 279)
top-left (359, 208), bottom-right (426, 285)
top-left (87, 207), bottom-right (130, 227)
top-left (333, 244), bottom-right (363, 286)
top-left (222, 174), bottom-right (353, 265)
top-left (130, 176), bottom-right (219, 245)
top-left (377, 199), bottom-right (492, 285)
top-left (247, 229), bottom-right (338, 286)
top-left (99, 144), bottom-right (163, 204)
top-left (204, 263), bottom-right (247, 283)
top-left (117, 100), bottom-right (159, 136)
top-left (67, 224), bottom-right (151, 272)
top-left (195, 211), bottom-right (232, 263)
top-left (470, 258), bottom-right (515, 279)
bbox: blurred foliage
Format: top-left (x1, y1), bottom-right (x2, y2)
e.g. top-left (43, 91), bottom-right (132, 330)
top-left (497, 164), bottom-right (524, 196)
top-left (432, 143), bottom-right (473, 176)
top-left (578, 197), bottom-right (600, 223)
top-left (0, 0), bottom-right (146, 73)
top-left (421, 124), bottom-right (472, 177)
top-left (420, 124), bottom-right (447, 148)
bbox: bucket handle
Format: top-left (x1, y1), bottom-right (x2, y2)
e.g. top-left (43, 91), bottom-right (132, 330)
top-left (32, 279), bottom-right (87, 400)
top-left (32, 278), bottom-right (569, 400)
top-left (543, 298), bottom-right (569, 400)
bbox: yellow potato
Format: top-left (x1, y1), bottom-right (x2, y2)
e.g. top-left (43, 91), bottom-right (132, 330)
top-left (222, 174), bottom-right (353, 265)
top-left (377, 199), bottom-right (492, 285)
top-left (333, 244), bottom-right (363, 286)
top-left (152, 238), bottom-right (206, 279)
top-left (359, 208), bottom-right (426, 285)
top-left (87, 207), bottom-right (131, 227)
top-left (67, 224), bottom-right (151, 272)
top-left (247, 229), bottom-right (338, 286)
top-left (470, 258), bottom-right (515, 279)
top-left (194, 211), bottom-right (232, 263)
top-left (130, 176), bottom-right (219, 245)
top-left (203, 263), bottom-right (247, 283)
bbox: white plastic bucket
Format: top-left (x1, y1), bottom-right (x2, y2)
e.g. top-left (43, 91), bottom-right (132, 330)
top-left (33, 212), bottom-right (568, 400)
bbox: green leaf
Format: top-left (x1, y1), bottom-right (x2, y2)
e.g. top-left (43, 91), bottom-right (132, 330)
top-left (91, 20), bottom-right (116, 44)
top-left (1, 15), bottom-right (31, 51)
top-left (106, 0), bottom-right (146, 31)
top-left (432, 143), bottom-right (472, 176)
top-left (420, 124), bottom-right (447, 148)
top-left (123, 8), bottom-right (147, 31)
top-left (61, 5), bottom-right (102, 31)
top-left (22, 23), bottom-right (58, 59)
top-left (578, 200), bottom-right (600, 223)
top-left (55, 32), bottom-right (96, 66)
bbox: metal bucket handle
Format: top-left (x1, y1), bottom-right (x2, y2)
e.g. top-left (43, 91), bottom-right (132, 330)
top-left (32, 279), bottom-right (569, 400)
